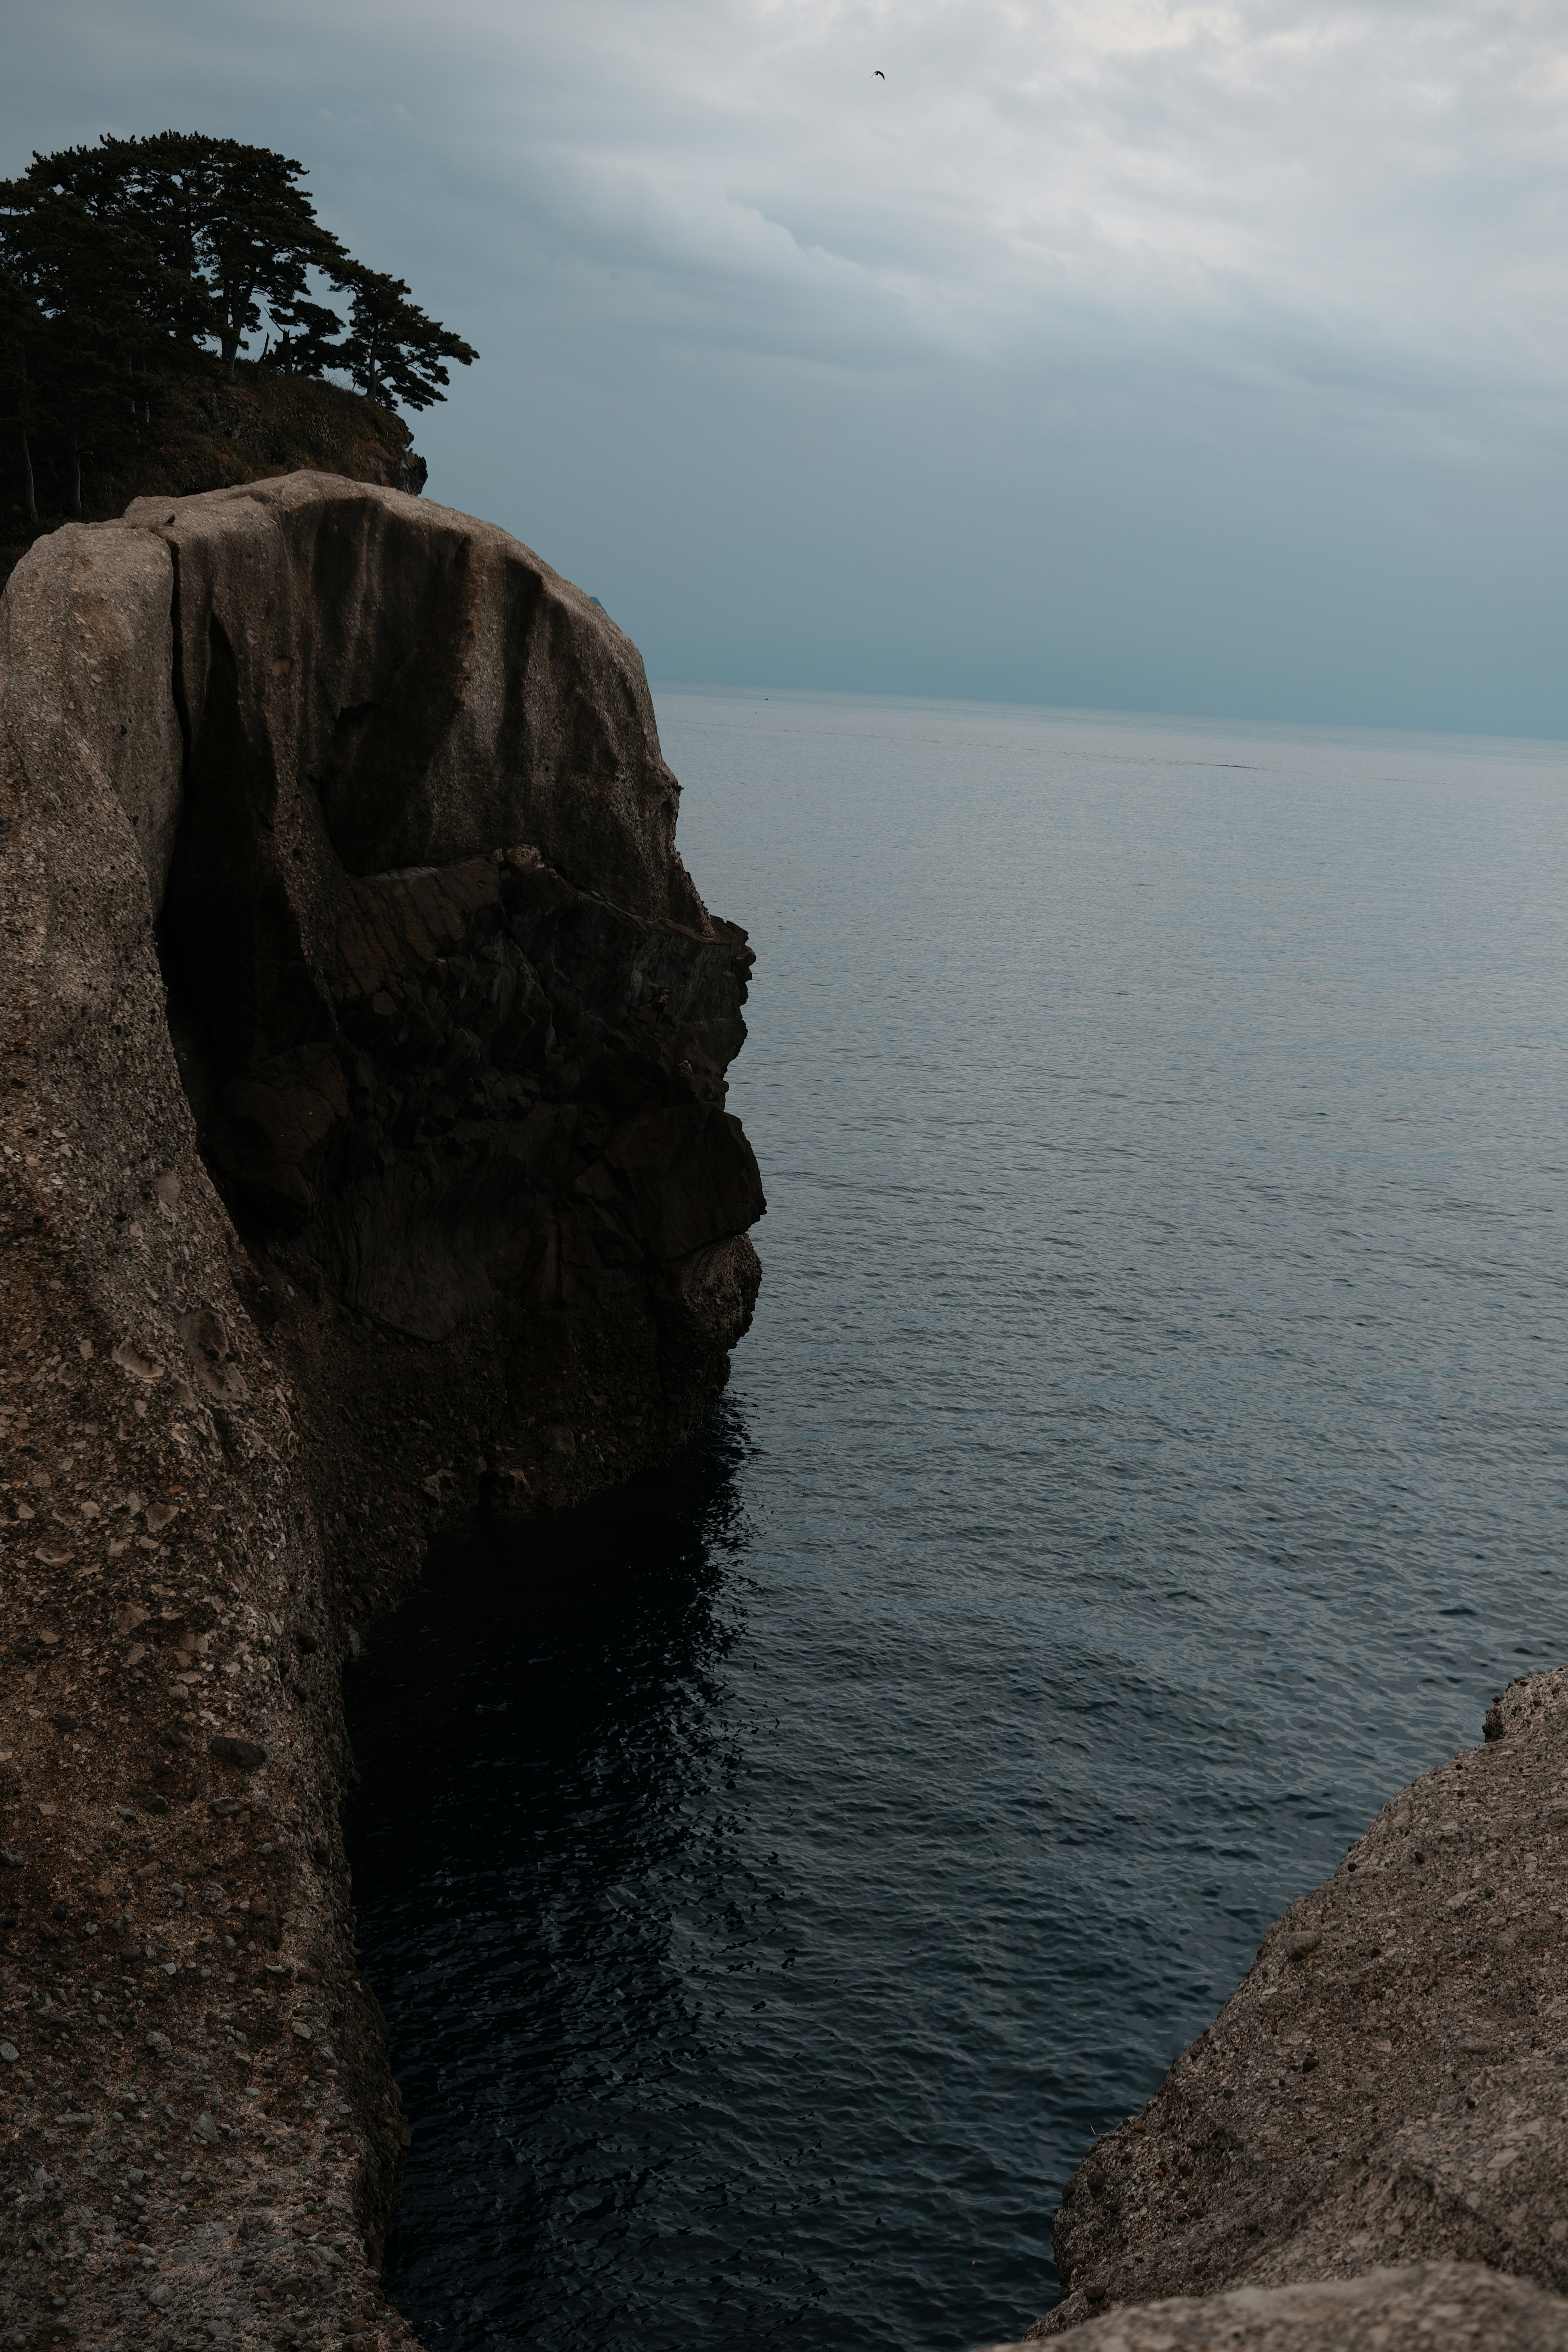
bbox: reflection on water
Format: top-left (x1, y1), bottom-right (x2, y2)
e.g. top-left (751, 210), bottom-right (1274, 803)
top-left (346, 1410), bottom-right (832, 2348)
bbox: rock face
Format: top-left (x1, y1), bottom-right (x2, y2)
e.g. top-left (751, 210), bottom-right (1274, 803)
top-left (1030, 1667), bottom-right (1568, 2346)
top-left (0, 475), bottom-right (763, 2348)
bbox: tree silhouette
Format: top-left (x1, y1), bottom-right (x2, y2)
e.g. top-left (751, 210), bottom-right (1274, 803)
top-left (264, 294), bottom-right (348, 378)
top-left (0, 131), bottom-right (477, 527)
top-left (0, 269), bottom-right (41, 524)
top-left (0, 185), bottom-right (192, 520)
top-left (340, 268), bottom-right (479, 412)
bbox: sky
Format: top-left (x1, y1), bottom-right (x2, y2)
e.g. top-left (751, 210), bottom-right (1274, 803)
top-left (7, 0), bottom-right (1568, 734)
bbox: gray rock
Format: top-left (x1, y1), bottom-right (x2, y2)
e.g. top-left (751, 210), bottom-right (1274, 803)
top-left (985, 2262), bottom-right (1568, 2351)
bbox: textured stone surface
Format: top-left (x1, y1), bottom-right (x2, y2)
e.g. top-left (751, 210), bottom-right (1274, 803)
top-left (0, 476), bottom-right (764, 2348)
top-left (1033, 1666), bottom-right (1568, 2337)
top-left (980, 2261), bottom-right (1568, 2351)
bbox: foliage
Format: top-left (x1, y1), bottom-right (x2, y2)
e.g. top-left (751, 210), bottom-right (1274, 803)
top-left (339, 267), bottom-right (479, 412)
top-left (0, 184), bottom-right (196, 520)
top-left (0, 131), bottom-right (477, 531)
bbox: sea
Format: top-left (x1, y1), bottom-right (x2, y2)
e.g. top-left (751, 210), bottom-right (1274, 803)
top-left (345, 691), bottom-right (1568, 2352)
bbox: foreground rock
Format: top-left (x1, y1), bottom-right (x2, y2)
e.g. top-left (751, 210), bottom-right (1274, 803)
top-left (985, 2261), bottom-right (1568, 2351)
top-left (1033, 1666), bottom-right (1568, 2339)
top-left (0, 475), bottom-right (763, 2348)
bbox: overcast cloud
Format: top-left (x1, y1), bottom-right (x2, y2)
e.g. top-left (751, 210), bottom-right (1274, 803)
top-left (7, 0), bottom-right (1568, 731)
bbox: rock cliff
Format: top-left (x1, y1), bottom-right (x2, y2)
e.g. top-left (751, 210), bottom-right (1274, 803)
top-left (0, 475), bottom-right (763, 2348)
top-left (1013, 1666), bottom-right (1568, 2351)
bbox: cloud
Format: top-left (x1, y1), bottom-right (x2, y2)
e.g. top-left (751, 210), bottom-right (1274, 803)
top-left (418, 0), bottom-right (1568, 396)
top-left (6, 0), bottom-right (1568, 727)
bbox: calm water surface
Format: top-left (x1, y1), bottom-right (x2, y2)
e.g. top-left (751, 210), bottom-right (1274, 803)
top-left (346, 693), bottom-right (1568, 2351)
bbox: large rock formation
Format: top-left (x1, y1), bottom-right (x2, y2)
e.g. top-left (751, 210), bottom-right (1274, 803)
top-left (0, 475), bottom-right (763, 2348)
top-left (1024, 1666), bottom-right (1568, 2349)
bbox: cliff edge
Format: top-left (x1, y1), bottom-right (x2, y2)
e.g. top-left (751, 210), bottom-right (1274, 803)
top-left (1, 370), bottom-right (428, 596)
top-left (0, 475), bottom-right (764, 2348)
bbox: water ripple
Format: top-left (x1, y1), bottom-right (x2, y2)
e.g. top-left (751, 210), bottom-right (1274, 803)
top-left (347, 693), bottom-right (1568, 2352)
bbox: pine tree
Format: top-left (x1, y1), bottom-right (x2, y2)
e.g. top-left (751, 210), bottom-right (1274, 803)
top-left (0, 185), bottom-right (189, 519)
top-left (0, 131), bottom-right (479, 527)
top-left (8, 134), bottom-right (348, 377)
top-left (339, 268), bottom-right (479, 412)
top-left (262, 294), bottom-right (347, 378)
top-left (0, 268), bottom-right (42, 525)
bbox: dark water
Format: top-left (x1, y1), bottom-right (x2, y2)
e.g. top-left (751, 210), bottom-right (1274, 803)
top-left (345, 694), bottom-right (1568, 2351)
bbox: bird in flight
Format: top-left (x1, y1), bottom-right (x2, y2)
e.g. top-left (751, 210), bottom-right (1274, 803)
top-left (874, 69), bottom-right (885, 79)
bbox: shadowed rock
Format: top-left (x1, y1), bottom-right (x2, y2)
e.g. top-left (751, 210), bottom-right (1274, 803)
top-left (0, 473), bottom-right (763, 2349)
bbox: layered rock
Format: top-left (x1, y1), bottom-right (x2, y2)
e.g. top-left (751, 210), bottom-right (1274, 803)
top-left (1027, 1667), bottom-right (1568, 2348)
top-left (0, 475), bottom-right (763, 2348)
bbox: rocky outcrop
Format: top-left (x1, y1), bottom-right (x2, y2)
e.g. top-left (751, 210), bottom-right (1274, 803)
top-left (1026, 1667), bottom-right (1568, 2348)
top-left (0, 475), bottom-right (763, 2348)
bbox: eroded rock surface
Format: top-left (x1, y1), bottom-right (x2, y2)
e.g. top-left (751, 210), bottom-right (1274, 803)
top-left (0, 475), bottom-right (764, 2348)
top-left (1033, 1667), bottom-right (1568, 2339)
